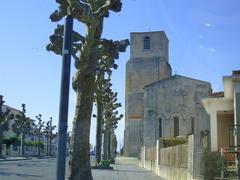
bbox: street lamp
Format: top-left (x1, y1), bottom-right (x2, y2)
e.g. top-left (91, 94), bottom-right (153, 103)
top-left (56, 14), bottom-right (73, 180)
top-left (20, 103), bottom-right (27, 157)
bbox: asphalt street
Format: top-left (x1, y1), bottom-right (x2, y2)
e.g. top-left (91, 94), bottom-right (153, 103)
top-left (0, 157), bottom-right (162, 180)
top-left (0, 158), bottom-right (57, 180)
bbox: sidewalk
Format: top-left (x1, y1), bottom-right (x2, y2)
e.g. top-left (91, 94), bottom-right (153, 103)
top-left (92, 157), bottom-right (164, 180)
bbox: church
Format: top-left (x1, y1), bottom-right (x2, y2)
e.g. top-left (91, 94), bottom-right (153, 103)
top-left (124, 31), bottom-right (212, 157)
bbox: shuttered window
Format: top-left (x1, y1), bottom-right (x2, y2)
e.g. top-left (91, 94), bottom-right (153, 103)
top-left (143, 36), bottom-right (150, 50)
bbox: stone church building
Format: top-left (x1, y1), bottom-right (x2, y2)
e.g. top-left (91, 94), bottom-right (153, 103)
top-left (124, 31), bottom-right (211, 157)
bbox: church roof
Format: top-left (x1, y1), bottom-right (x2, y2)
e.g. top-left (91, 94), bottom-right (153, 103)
top-left (144, 74), bottom-right (210, 88)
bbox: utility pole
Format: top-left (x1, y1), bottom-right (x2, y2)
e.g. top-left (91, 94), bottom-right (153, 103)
top-left (56, 14), bottom-right (73, 180)
top-left (49, 117), bottom-right (53, 156)
top-left (20, 104), bottom-right (26, 157)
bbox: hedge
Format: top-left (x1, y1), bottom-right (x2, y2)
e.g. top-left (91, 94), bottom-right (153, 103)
top-left (162, 137), bottom-right (186, 148)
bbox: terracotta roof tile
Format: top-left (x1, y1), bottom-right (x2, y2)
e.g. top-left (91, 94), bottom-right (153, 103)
top-left (210, 91), bottom-right (224, 98)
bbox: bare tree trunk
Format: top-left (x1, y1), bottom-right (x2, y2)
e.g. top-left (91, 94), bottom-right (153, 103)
top-left (107, 131), bottom-right (111, 160)
top-left (103, 131), bottom-right (110, 160)
top-left (103, 131), bottom-right (112, 160)
top-left (38, 137), bottom-right (40, 157)
top-left (16, 134), bottom-right (21, 156)
top-left (68, 68), bottom-right (96, 180)
top-left (49, 138), bottom-right (52, 156)
top-left (95, 97), bottom-right (103, 165)
top-left (46, 138), bottom-right (49, 156)
top-left (21, 134), bottom-right (25, 157)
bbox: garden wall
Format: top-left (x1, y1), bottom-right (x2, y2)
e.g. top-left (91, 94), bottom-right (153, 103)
top-left (140, 135), bottom-right (194, 180)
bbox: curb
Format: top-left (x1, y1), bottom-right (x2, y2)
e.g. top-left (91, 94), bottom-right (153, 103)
top-left (35, 156), bottom-right (56, 159)
top-left (0, 157), bottom-right (32, 162)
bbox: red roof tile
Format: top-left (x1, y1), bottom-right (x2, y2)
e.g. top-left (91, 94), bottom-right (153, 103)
top-left (210, 92), bottom-right (224, 98)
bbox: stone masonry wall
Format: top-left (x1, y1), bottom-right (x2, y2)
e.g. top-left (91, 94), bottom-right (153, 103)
top-left (124, 31), bottom-right (172, 157)
top-left (140, 135), bottom-right (194, 180)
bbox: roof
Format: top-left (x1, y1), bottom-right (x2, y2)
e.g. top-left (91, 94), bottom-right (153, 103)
top-left (130, 31), bottom-right (169, 41)
top-left (3, 104), bottom-right (22, 113)
top-left (209, 91), bottom-right (224, 98)
top-left (130, 31), bottom-right (166, 35)
top-left (144, 74), bottom-right (210, 88)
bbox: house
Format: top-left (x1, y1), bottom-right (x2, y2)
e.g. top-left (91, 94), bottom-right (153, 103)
top-left (1, 104), bottom-right (57, 157)
top-left (202, 70), bottom-right (240, 152)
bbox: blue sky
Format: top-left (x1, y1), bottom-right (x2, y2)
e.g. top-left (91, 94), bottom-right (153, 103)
top-left (0, 0), bottom-right (239, 148)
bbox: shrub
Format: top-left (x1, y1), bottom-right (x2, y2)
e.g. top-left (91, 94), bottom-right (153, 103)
top-left (25, 141), bottom-right (34, 146)
top-left (162, 138), bottom-right (186, 148)
top-left (200, 151), bottom-right (226, 179)
top-left (34, 141), bottom-right (44, 149)
top-left (110, 158), bottom-right (115, 164)
top-left (3, 138), bottom-right (11, 146)
top-left (100, 160), bottom-right (111, 167)
top-left (25, 141), bottom-right (44, 149)
top-left (3, 136), bottom-right (20, 146)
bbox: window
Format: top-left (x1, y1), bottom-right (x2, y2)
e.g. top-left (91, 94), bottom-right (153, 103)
top-left (174, 117), bottom-right (179, 137)
top-left (143, 36), bottom-right (150, 50)
top-left (191, 118), bottom-right (194, 134)
top-left (159, 118), bottom-right (162, 137)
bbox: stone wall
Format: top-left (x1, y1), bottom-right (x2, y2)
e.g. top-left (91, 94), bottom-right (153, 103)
top-left (2, 144), bottom-right (20, 157)
top-left (130, 31), bottom-right (169, 60)
top-left (143, 75), bottom-right (211, 150)
top-left (140, 135), bottom-right (194, 180)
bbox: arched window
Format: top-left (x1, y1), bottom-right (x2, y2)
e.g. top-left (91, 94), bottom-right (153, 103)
top-left (143, 36), bottom-right (150, 50)
top-left (174, 116), bottom-right (179, 137)
top-left (159, 118), bottom-right (162, 137)
top-left (191, 117), bottom-right (194, 134)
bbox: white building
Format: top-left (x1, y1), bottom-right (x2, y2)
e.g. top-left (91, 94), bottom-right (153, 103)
top-left (202, 70), bottom-right (240, 151)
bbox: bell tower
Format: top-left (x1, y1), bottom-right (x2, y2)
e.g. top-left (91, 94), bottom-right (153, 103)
top-left (124, 31), bottom-right (172, 157)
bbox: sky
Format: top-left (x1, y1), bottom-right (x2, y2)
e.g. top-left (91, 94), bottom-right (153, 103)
top-left (0, 0), bottom-right (240, 149)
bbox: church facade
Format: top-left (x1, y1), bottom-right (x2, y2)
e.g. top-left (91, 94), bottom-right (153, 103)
top-left (143, 75), bottom-right (211, 156)
top-left (124, 31), bottom-right (211, 158)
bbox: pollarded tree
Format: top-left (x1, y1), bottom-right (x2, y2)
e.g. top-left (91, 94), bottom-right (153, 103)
top-left (43, 117), bottom-right (56, 156)
top-left (94, 33), bottom-right (128, 165)
top-left (47, 1), bottom-right (128, 179)
top-left (102, 78), bottom-right (123, 160)
top-left (12, 104), bottom-right (32, 157)
top-left (0, 95), bottom-right (14, 158)
top-left (111, 132), bottom-right (117, 157)
top-left (94, 76), bottom-right (123, 164)
top-left (34, 114), bottom-right (45, 157)
top-left (94, 74), bottom-right (104, 166)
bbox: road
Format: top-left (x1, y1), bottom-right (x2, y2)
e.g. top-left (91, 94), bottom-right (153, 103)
top-left (0, 157), bottom-right (163, 180)
top-left (0, 158), bottom-right (56, 180)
